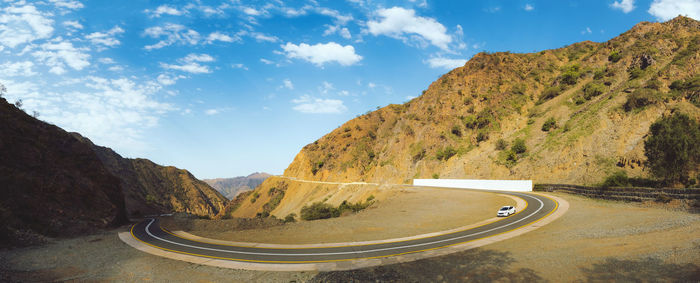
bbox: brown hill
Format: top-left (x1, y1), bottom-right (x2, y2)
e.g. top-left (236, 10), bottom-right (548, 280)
top-left (73, 135), bottom-right (229, 218)
top-left (204, 172), bottom-right (271, 200)
top-left (231, 16), bottom-right (700, 218)
top-left (0, 98), bottom-right (127, 247)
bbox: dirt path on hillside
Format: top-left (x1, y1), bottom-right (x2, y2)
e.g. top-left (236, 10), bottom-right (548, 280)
top-left (172, 187), bottom-right (515, 244)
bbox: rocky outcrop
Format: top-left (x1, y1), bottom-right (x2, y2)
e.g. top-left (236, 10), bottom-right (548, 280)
top-left (0, 98), bottom-right (127, 247)
top-left (74, 136), bottom-right (228, 218)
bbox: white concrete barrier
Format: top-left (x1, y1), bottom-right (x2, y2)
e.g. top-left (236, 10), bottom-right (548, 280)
top-left (413, 179), bottom-right (532, 192)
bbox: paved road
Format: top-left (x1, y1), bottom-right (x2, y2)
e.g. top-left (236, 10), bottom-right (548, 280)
top-left (129, 190), bottom-right (558, 264)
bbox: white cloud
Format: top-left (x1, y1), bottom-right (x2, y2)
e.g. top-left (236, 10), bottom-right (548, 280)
top-left (524, 4), bottom-right (535, 11)
top-left (367, 7), bottom-right (452, 50)
top-left (32, 39), bottom-right (90, 74)
top-left (242, 7), bottom-right (262, 16)
top-left (368, 82), bottom-right (376, 88)
top-left (323, 25), bottom-right (352, 39)
top-left (648, 0), bottom-right (700, 21)
top-left (282, 79), bottom-right (294, 90)
top-left (581, 27), bottom-right (592, 34)
top-left (319, 81), bottom-right (334, 94)
top-left (143, 23), bottom-right (201, 50)
top-left (63, 20), bottom-right (83, 30)
top-left (49, 0), bottom-right (84, 10)
top-left (205, 109), bottom-right (219, 115)
top-left (232, 63), bottom-right (248, 70)
top-left (98, 57), bottom-right (115, 64)
top-left (260, 58), bottom-right (274, 65)
top-left (292, 95), bottom-right (347, 114)
top-left (1, 76), bottom-right (172, 154)
top-left (0, 61), bottom-right (36, 76)
top-left (0, 5), bottom-right (54, 48)
top-left (108, 65), bottom-right (124, 72)
top-left (86, 26), bottom-right (125, 50)
top-left (157, 74), bottom-right (181, 86)
top-left (611, 0), bottom-right (636, 13)
top-left (206, 31), bottom-right (237, 43)
top-left (316, 7), bottom-right (353, 25)
top-left (282, 42), bottom-right (362, 66)
top-left (160, 53), bottom-right (215, 74)
top-left (147, 5), bottom-right (185, 17)
top-left (426, 57), bottom-right (466, 69)
top-left (253, 32), bottom-right (278, 42)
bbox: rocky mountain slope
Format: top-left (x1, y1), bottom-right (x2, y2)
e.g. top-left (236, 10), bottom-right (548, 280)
top-left (73, 136), bottom-right (229, 218)
top-left (0, 96), bottom-right (228, 246)
top-left (0, 98), bottom-right (127, 247)
top-left (205, 172), bottom-right (271, 200)
top-left (231, 16), bottom-right (699, 218)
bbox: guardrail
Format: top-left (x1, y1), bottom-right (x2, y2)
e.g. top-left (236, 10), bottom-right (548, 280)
top-left (413, 179), bottom-right (533, 192)
top-left (534, 184), bottom-right (700, 202)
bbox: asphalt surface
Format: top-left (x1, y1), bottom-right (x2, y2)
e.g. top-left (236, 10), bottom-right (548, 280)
top-left (129, 191), bottom-right (558, 264)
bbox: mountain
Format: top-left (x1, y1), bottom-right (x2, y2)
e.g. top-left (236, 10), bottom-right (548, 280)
top-left (73, 135), bottom-right (229, 218)
top-left (204, 172), bottom-right (271, 200)
top-left (0, 97), bottom-right (127, 247)
top-left (229, 16), bottom-right (700, 218)
top-left (0, 96), bottom-right (228, 246)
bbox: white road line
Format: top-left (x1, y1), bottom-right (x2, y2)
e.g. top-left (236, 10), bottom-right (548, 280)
top-left (140, 193), bottom-right (546, 258)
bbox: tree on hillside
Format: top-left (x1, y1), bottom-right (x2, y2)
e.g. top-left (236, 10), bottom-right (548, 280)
top-left (0, 83), bottom-right (6, 98)
top-left (644, 113), bottom-right (700, 185)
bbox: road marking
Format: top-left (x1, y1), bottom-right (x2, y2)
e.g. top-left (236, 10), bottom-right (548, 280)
top-left (136, 193), bottom-right (545, 258)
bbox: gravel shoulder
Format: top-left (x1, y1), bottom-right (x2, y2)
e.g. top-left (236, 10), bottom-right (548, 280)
top-left (164, 187), bottom-right (515, 244)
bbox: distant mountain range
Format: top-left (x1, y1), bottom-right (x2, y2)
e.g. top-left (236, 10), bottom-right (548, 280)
top-left (0, 97), bottom-right (227, 247)
top-left (205, 173), bottom-right (271, 200)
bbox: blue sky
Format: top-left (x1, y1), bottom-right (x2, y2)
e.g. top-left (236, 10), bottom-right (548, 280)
top-left (1, 0), bottom-right (698, 179)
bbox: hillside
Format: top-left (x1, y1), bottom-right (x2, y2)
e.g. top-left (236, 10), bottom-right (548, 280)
top-left (204, 172), bottom-right (271, 200)
top-left (72, 135), bottom-right (229, 218)
top-left (231, 16), bottom-right (700, 218)
top-left (0, 98), bottom-right (127, 247)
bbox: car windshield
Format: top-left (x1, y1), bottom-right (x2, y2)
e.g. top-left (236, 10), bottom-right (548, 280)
top-left (500, 207), bottom-right (509, 211)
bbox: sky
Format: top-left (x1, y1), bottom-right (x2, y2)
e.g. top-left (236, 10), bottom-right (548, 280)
top-left (1, 0), bottom-right (698, 179)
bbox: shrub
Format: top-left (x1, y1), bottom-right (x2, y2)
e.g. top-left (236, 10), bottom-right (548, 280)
top-left (284, 213), bottom-right (296, 223)
top-left (594, 69), bottom-right (605, 80)
top-left (629, 68), bottom-right (644, 80)
top-left (505, 150), bottom-right (518, 162)
top-left (463, 115), bottom-right (477, 129)
top-left (527, 118), bottom-right (535, 125)
top-left (655, 193), bottom-right (672, 203)
top-left (511, 138), bottom-right (527, 154)
top-left (644, 113), bottom-right (700, 185)
top-left (476, 131), bottom-right (488, 142)
top-left (561, 64), bottom-right (581, 85)
top-left (623, 89), bottom-right (659, 111)
top-left (366, 195), bottom-right (375, 202)
top-left (436, 146), bottom-right (457, 161)
top-left (451, 125), bottom-right (462, 137)
top-left (601, 171), bottom-right (630, 188)
top-left (582, 82), bottom-right (605, 100)
top-left (495, 139), bottom-right (508, 150)
top-left (644, 78), bottom-right (662, 90)
top-left (539, 86), bottom-right (561, 102)
top-left (574, 95), bottom-right (586, 105)
top-left (541, 117), bottom-right (557, 132)
top-left (300, 202), bottom-right (337, 220)
top-left (432, 173), bottom-right (440, 179)
top-left (608, 50), bottom-right (622, 62)
top-left (410, 142), bottom-right (426, 162)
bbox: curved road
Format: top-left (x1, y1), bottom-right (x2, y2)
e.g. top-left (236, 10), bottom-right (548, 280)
top-left (128, 191), bottom-right (558, 264)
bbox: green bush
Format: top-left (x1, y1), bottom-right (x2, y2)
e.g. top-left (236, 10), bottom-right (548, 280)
top-left (539, 86), bottom-right (561, 102)
top-left (511, 138), bottom-right (527, 154)
top-left (300, 202), bottom-right (337, 220)
top-left (561, 64), bottom-right (581, 85)
top-left (432, 173), bottom-right (440, 179)
top-left (145, 194), bottom-right (157, 203)
top-left (541, 117), bottom-right (557, 132)
top-left (608, 50), bottom-right (622, 62)
top-left (601, 171), bottom-right (630, 188)
top-left (629, 68), bottom-right (644, 80)
top-left (582, 82), bottom-right (605, 100)
top-left (451, 125), bottom-right (462, 137)
top-left (436, 146), bottom-right (457, 161)
top-left (410, 142), bottom-right (426, 162)
top-left (284, 213), bottom-right (296, 223)
top-left (669, 75), bottom-right (700, 107)
top-left (476, 131), bottom-right (488, 142)
top-left (495, 139), bottom-right (508, 150)
top-left (623, 89), bottom-right (659, 111)
top-left (644, 113), bottom-right (700, 185)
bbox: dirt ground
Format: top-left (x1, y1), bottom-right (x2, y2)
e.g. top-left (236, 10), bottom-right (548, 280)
top-left (1, 191), bottom-right (698, 282)
top-left (168, 187), bottom-right (514, 244)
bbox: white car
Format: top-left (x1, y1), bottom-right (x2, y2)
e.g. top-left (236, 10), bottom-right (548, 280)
top-left (497, 206), bottom-right (516, 217)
